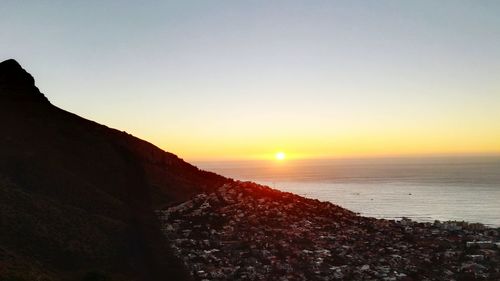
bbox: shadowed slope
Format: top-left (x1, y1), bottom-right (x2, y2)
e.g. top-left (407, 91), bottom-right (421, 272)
top-left (0, 59), bottom-right (229, 281)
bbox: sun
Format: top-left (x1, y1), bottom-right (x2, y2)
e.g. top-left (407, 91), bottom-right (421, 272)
top-left (275, 152), bottom-right (286, 161)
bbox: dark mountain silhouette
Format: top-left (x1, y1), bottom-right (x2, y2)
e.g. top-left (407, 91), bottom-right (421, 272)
top-left (0, 59), bottom-right (230, 281)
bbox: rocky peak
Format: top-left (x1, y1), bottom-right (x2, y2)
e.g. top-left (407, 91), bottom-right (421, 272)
top-left (0, 59), bottom-right (48, 102)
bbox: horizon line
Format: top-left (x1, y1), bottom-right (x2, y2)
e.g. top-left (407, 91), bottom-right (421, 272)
top-left (191, 152), bottom-right (500, 163)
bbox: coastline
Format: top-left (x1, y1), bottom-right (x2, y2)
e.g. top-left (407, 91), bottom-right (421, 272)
top-left (196, 157), bottom-right (500, 228)
top-left (259, 181), bottom-right (500, 228)
top-left (158, 181), bottom-right (500, 281)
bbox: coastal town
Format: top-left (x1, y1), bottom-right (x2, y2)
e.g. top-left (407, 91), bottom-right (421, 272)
top-left (158, 182), bottom-right (500, 281)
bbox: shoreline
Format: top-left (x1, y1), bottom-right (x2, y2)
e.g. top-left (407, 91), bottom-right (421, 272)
top-left (158, 181), bottom-right (500, 281)
top-left (257, 180), bottom-right (500, 228)
top-left (196, 156), bottom-right (500, 228)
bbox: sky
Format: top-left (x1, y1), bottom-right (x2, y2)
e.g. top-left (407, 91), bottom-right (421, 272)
top-left (1, 1), bottom-right (500, 161)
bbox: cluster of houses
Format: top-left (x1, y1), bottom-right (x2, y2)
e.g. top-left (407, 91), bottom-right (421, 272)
top-left (157, 181), bottom-right (500, 281)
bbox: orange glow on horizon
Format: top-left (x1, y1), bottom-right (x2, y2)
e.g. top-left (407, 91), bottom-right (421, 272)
top-left (126, 124), bottom-right (500, 162)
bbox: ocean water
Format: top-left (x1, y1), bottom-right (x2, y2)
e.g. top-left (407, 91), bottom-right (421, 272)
top-left (196, 156), bottom-right (500, 227)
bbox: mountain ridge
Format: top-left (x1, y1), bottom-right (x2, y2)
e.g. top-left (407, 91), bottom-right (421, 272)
top-left (0, 59), bottom-right (229, 281)
top-left (0, 59), bottom-right (48, 102)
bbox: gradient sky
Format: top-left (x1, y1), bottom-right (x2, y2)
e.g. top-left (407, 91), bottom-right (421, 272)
top-left (2, 1), bottom-right (500, 160)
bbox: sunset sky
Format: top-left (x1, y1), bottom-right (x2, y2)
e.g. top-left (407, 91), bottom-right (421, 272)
top-left (2, 1), bottom-right (500, 160)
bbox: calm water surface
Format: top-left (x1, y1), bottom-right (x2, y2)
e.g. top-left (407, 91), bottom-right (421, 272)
top-left (197, 156), bottom-right (500, 227)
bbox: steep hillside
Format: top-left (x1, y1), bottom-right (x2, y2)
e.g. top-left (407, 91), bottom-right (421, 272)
top-left (0, 59), bottom-right (230, 281)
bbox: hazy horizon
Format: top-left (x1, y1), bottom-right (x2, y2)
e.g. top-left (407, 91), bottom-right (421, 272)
top-left (194, 152), bottom-right (500, 162)
top-left (2, 1), bottom-right (500, 161)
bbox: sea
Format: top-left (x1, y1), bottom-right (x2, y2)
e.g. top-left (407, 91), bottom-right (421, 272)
top-left (196, 156), bottom-right (500, 227)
